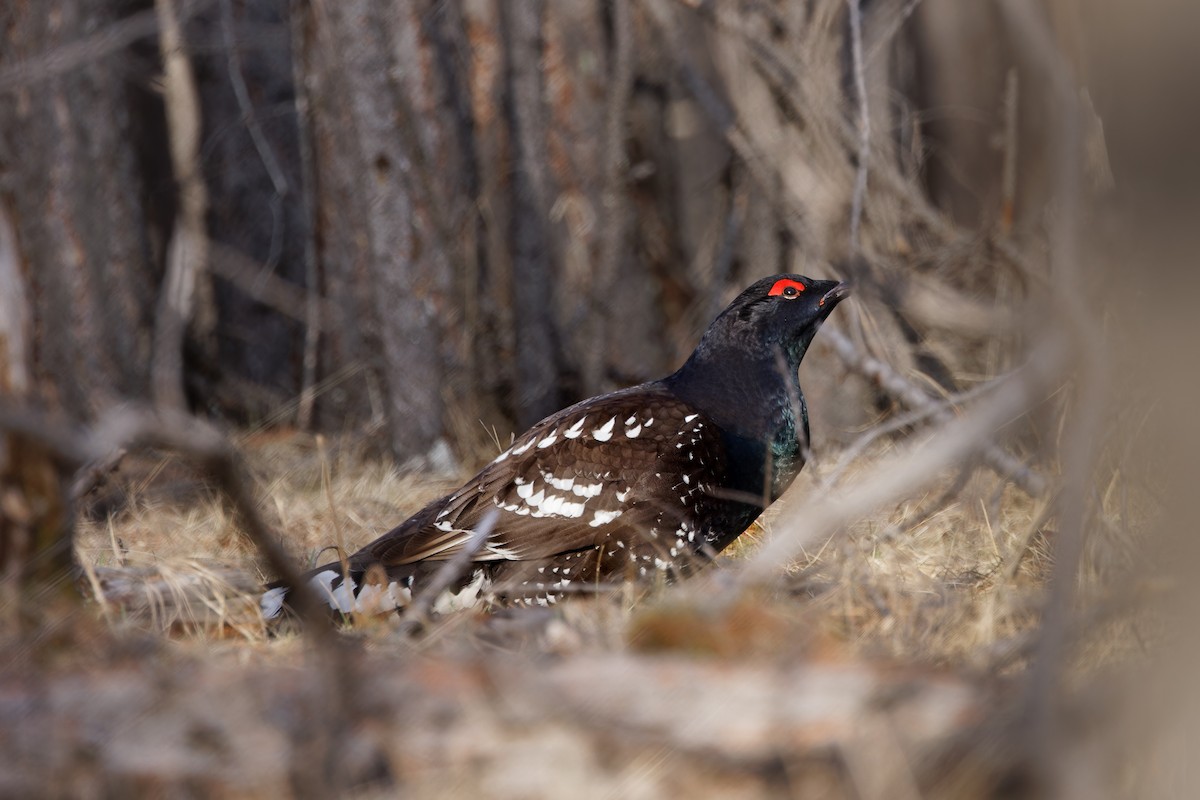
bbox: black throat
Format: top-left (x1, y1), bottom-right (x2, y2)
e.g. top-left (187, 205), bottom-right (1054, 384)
top-left (664, 340), bottom-right (810, 504)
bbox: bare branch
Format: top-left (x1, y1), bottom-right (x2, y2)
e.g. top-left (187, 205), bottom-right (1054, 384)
top-left (998, 0), bottom-right (1103, 788)
top-left (738, 338), bottom-right (1067, 586)
top-left (288, 0), bottom-right (322, 431)
top-left (0, 8), bottom-right (164, 93)
top-left (824, 326), bottom-right (1049, 496)
top-left (1000, 67), bottom-right (1020, 233)
top-left (84, 406), bottom-right (337, 639)
top-left (846, 0), bottom-right (871, 253)
top-left (152, 0), bottom-right (211, 411)
top-left (218, 0), bottom-right (290, 199)
top-left (399, 508), bottom-right (499, 632)
top-left (584, 0), bottom-right (635, 395)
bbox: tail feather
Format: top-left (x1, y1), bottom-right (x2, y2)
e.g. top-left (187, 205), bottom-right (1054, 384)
top-left (260, 562), bottom-right (417, 621)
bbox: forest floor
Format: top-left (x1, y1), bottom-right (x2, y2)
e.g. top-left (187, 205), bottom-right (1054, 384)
top-left (0, 429), bottom-right (1160, 799)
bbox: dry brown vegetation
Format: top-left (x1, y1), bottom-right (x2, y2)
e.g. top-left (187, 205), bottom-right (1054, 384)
top-left (4, 397), bottom-right (1154, 799)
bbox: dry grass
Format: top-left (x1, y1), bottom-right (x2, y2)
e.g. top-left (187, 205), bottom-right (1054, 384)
top-left (9, 407), bottom-right (1147, 798)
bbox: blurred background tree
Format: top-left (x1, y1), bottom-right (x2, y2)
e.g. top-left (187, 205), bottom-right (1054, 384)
top-left (0, 0), bottom-right (1106, 467)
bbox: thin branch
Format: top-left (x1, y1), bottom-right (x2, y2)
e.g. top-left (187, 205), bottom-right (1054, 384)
top-left (819, 375), bottom-right (1011, 489)
top-left (1000, 67), bottom-right (1020, 233)
top-left (738, 338), bottom-right (1067, 587)
top-left (865, 0), bottom-right (925, 66)
top-left (218, 0), bottom-right (290, 198)
top-left (398, 508), bottom-right (499, 633)
top-left (824, 327), bottom-right (1049, 496)
top-left (84, 407), bottom-right (337, 639)
top-left (0, 6), bottom-right (191, 94)
top-left (152, 0), bottom-right (211, 411)
top-left (585, 0), bottom-right (635, 395)
top-left (70, 448), bottom-right (127, 503)
top-left (0, 401), bottom-right (338, 643)
top-left (218, 0), bottom-right (289, 286)
top-left (209, 240), bottom-right (332, 324)
top-left (289, 0), bottom-right (322, 431)
top-left (667, 0), bottom-right (1053, 300)
top-left (846, 0), bottom-right (871, 253)
top-left (998, 0), bottom-right (1102, 788)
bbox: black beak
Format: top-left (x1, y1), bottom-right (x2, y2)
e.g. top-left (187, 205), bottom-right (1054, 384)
top-left (818, 282), bottom-right (850, 309)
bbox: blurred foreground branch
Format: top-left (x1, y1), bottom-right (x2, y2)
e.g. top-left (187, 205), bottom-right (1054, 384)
top-left (997, 1), bottom-right (1106, 792)
top-left (740, 337), bottom-right (1067, 586)
top-left (152, 0), bottom-right (212, 410)
top-left (824, 327), bottom-right (1048, 497)
top-left (0, 402), bottom-right (333, 639)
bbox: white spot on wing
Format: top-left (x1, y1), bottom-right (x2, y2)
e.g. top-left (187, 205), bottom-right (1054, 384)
top-left (625, 424), bottom-right (642, 438)
top-left (625, 415), bottom-right (638, 425)
top-left (545, 474), bottom-right (575, 492)
top-left (564, 417), bottom-right (587, 439)
top-left (684, 414), bottom-right (698, 423)
top-left (589, 509), bottom-right (622, 527)
top-left (530, 495), bottom-right (585, 518)
top-left (593, 416), bottom-right (616, 442)
top-left (537, 431), bottom-right (558, 448)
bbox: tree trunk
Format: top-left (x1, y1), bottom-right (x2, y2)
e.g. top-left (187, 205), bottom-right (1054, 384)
top-left (296, 0), bottom-right (457, 460)
top-left (188, 0), bottom-right (310, 421)
top-left (0, 1), bottom-right (168, 418)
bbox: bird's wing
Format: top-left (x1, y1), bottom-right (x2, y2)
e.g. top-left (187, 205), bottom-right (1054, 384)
top-left (364, 386), bottom-right (728, 566)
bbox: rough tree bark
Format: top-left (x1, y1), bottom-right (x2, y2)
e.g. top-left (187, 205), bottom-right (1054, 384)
top-left (0, 0), bottom-right (1076, 466)
top-left (188, 0), bottom-right (309, 420)
top-left (295, 0), bottom-right (458, 460)
top-left (0, 1), bottom-right (168, 418)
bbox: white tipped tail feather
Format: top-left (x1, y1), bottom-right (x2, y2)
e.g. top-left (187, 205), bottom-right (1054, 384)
top-left (260, 566), bottom-right (486, 621)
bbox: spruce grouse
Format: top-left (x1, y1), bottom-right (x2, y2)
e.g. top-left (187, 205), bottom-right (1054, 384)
top-left (262, 274), bottom-right (848, 618)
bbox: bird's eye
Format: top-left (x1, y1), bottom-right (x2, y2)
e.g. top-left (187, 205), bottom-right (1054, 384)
top-left (768, 278), bottom-right (806, 298)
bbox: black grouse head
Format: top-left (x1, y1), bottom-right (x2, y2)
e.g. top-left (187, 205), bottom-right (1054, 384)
top-left (690, 274), bottom-right (850, 368)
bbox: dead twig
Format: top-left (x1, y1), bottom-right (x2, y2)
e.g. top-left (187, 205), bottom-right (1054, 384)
top-left (846, 0), bottom-right (870, 253)
top-left (585, 0), bottom-right (635, 395)
top-left (84, 406), bottom-right (336, 640)
top-left (819, 372), bottom-right (1020, 489)
top-left (998, 1), bottom-right (1103, 789)
top-left (69, 447), bottom-right (127, 503)
top-left (824, 326), bottom-right (1048, 497)
top-left (219, 0), bottom-right (290, 200)
top-left (398, 508), bottom-right (500, 633)
top-left (152, 0), bottom-right (211, 411)
top-left (0, 6), bottom-right (195, 94)
top-left (290, 0), bottom-right (322, 431)
top-left (738, 337), bottom-right (1067, 587)
top-left (0, 401), bottom-right (337, 643)
top-left (1000, 68), bottom-right (1020, 233)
